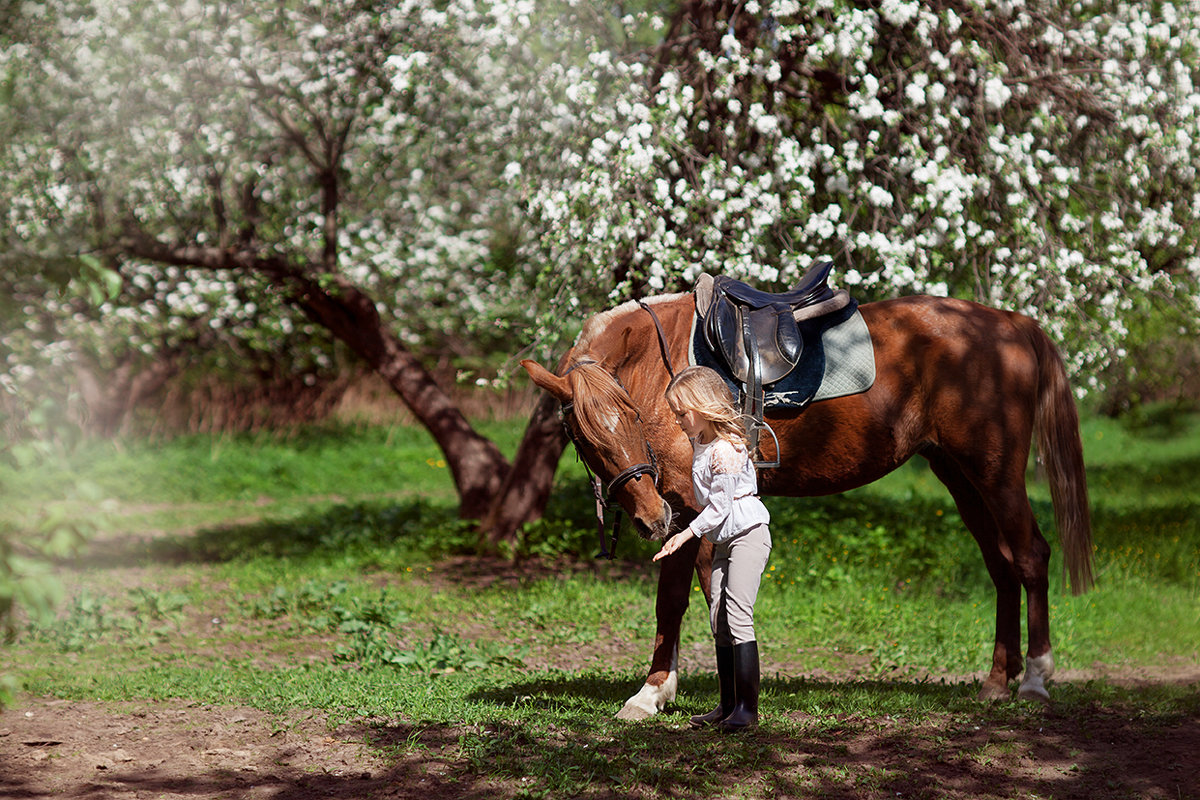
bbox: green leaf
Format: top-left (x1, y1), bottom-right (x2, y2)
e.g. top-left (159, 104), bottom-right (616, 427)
top-left (78, 254), bottom-right (123, 303)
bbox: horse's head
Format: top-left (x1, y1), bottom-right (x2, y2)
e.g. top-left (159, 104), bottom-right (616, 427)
top-left (522, 357), bottom-right (676, 541)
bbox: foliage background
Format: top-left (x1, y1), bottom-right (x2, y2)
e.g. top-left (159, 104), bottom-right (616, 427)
top-left (2, 0), bottom-right (1199, 422)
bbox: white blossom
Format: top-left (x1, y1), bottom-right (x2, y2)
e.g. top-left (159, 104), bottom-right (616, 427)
top-left (984, 77), bottom-right (1012, 109)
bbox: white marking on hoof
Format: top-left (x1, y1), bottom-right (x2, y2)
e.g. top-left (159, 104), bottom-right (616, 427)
top-left (1018, 651), bottom-right (1055, 703)
top-left (615, 670), bottom-right (677, 720)
top-left (616, 649), bottom-right (678, 720)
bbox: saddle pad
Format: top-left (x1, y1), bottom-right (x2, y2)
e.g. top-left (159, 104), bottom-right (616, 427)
top-left (689, 301), bottom-right (876, 409)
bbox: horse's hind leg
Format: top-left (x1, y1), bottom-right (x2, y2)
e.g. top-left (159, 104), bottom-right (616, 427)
top-left (984, 484), bottom-right (1055, 703)
top-left (928, 447), bottom-right (1056, 702)
top-left (925, 451), bottom-right (1025, 701)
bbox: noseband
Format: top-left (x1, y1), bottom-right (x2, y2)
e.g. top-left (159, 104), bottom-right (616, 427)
top-left (560, 362), bottom-right (660, 559)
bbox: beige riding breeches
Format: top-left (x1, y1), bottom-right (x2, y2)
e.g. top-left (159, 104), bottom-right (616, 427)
top-left (710, 523), bottom-right (772, 646)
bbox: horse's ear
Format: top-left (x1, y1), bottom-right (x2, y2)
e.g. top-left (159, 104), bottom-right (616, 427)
top-left (521, 359), bottom-right (572, 403)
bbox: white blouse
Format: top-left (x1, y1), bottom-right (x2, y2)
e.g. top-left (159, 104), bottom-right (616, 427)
top-left (687, 437), bottom-right (771, 544)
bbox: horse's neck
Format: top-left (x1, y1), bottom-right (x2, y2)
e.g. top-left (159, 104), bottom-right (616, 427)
top-left (622, 295), bottom-right (688, 376)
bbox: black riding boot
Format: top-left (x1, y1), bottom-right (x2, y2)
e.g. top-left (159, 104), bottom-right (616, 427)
top-left (690, 645), bottom-right (735, 727)
top-left (717, 641), bottom-right (759, 732)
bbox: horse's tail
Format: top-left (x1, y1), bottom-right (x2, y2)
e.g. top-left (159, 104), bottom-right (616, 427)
top-left (1028, 320), bottom-right (1095, 594)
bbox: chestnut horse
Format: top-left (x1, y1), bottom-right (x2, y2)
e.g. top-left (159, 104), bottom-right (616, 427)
top-left (522, 289), bottom-right (1093, 719)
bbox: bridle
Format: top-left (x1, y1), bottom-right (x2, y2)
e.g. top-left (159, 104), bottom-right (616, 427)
top-left (560, 363), bottom-right (659, 559)
top-left (559, 300), bottom-right (677, 559)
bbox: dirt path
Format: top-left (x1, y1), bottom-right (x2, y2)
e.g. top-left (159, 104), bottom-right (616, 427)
top-left (3, 686), bottom-right (1198, 799)
top-left (1, 697), bottom-right (400, 799)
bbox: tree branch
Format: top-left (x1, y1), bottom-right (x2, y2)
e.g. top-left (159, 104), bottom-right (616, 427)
top-left (118, 231), bottom-right (299, 282)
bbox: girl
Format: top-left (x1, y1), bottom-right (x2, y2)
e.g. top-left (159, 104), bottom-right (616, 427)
top-left (654, 365), bottom-right (771, 731)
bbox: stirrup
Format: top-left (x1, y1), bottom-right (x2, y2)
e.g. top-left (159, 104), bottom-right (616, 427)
top-left (745, 416), bottom-right (780, 469)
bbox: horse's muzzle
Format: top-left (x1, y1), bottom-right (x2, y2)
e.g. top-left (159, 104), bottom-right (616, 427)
top-left (633, 499), bottom-right (674, 542)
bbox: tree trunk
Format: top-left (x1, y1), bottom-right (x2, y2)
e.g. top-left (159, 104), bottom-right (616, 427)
top-left (293, 275), bottom-right (512, 519)
top-left (75, 355), bottom-right (180, 437)
top-left (479, 391), bottom-right (568, 550)
top-left (115, 234), bottom-right (558, 531)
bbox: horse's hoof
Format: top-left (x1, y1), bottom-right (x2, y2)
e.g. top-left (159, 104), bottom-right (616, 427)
top-left (976, 682), bottom-right (1011, 702)
top-left (615, 673), bottom-right (676, 721)
top-left (615, 703), bottom-right (654, 721)
top-left (1017, 682), bottom-right (1051, 704)
top-left (1018, 652), bottom-right (1054, 704)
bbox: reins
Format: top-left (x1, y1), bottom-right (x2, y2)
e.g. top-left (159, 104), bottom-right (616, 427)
top-left (637, 299), bottom-right (677, 381)
top-left (561, 303), bottom-right (676, 559)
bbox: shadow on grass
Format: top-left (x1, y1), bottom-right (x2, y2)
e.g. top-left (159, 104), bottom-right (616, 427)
top-left (341, 671), bottom-right (1200, 800)
top-left (3, 669), bottom-right (1194, 800)
top-left (463, 670), bottom-right (993, 722)
top-left (81, 474), bottom-right (633, 569)
top-left (75, 497), bottom-right (474, 569)
top-left (4, 694), bottom-right (1192, 800)
top-left (76, 446), bottom-right (1199, 595)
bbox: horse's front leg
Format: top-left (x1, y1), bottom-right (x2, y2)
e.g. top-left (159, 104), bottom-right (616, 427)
top-left (616, 536), bottom-right (705, 720)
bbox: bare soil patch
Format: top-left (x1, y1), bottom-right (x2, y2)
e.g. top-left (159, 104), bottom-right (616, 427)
top-left (2, 684), bottom-right (1198, 799)
top-left (1, 697), bottom-right (401, 800)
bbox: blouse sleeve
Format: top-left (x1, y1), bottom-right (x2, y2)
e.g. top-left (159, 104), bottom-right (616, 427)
top-left (689, 472), bottom-right (738, 538)
top-left (688, 440), bottom-right (745, 538)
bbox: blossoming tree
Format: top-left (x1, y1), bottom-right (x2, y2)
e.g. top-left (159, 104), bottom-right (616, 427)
top-left (4, 0), bottom-right (1200, 545)
top-left (525, 0), bottom-right (1200, 393)
top-left (2, 0), bottom-right (612, 522)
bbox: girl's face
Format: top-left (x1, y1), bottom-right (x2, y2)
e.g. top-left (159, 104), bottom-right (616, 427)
top-left (668, 397), bottom-right (714, 442)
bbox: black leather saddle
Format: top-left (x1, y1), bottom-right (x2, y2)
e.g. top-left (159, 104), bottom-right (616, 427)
top-left (703, 260), bottom-right (835, 387)
top-left (699, 261), bottom-right (838, 467)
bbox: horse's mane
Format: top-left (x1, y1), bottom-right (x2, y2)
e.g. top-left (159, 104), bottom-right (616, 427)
top-left (566, 361), bottom-right (642, 449)
top-left (574, 293), bottom-right (687, 353)
top-left (566, 293), bottom-right (686, 450)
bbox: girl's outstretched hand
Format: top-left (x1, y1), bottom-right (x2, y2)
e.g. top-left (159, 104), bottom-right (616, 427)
top-left (653, 530), bottom-right (694, 562)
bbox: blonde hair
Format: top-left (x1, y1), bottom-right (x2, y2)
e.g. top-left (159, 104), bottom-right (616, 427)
top-left (665, 366), bottom-right (748, 448)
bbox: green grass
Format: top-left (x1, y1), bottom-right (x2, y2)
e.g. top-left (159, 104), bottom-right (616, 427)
top-left (2, 410), bottom-right (1198, 798)
top-left (0, 420), bottom-right (487, 532)
top-left (3, 410), bottom-right (1197, 673)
